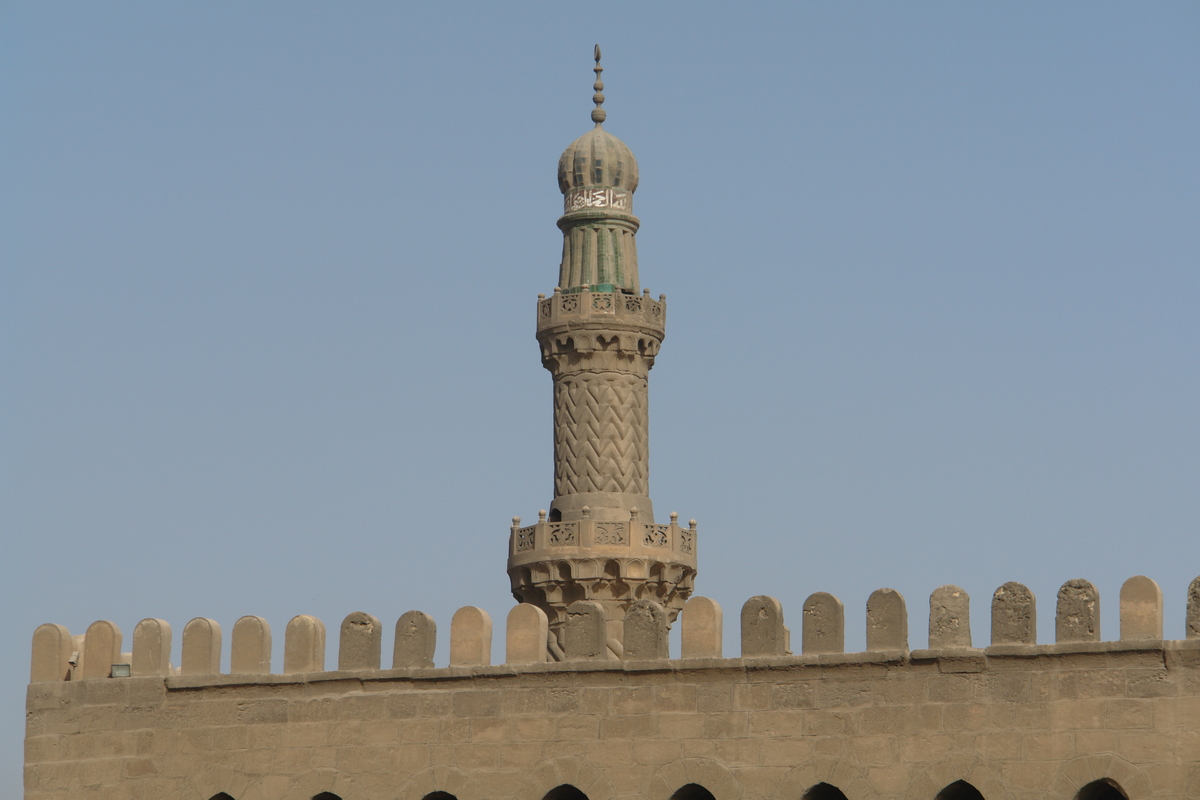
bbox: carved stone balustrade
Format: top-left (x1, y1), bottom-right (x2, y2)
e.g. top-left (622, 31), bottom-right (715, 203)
top-left (536, 286), bottom-right (666, 352)
top-left (507, 509), bottom-right (697, 658)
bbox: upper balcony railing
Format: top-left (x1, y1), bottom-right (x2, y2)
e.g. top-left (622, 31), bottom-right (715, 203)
top-left (509, 509), bottom-right (694, 560)
top-left (537, 286), bottom-right (665, 330)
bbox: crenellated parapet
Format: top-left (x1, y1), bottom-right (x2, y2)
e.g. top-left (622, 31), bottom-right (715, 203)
top-left (29, 574), bottom-right (1200, 686)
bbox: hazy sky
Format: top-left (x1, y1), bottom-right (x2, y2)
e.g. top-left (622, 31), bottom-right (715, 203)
top-left (3, 2), bottom-right (1198, 794)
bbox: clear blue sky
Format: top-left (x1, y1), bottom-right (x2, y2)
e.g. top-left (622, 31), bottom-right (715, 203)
top-left (3, 2), bottom-right (1198, 794)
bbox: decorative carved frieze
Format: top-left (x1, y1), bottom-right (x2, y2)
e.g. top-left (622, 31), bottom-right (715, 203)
top-left (680, 527), bottom-right (694, 555)
top-left (515, 526), bottom-right (536, 552)
top-left (643, 525), bottom-right (670, 548)
top-left (593, 522), bottom-right (627, 545)
top-left (546, 522), bottom-right (579, 546)
top-left (564, 186), bottom-right (631, 214)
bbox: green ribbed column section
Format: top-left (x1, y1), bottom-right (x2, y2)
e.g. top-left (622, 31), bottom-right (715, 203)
top-left (556, 209), bottom-right (640, 293)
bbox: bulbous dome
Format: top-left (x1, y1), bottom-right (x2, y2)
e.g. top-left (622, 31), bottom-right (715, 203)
top-left (557, 125), bottom-right (639, 195)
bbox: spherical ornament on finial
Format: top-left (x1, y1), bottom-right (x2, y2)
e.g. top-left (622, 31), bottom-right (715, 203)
top-left (591, 44), bottom-right (606, 125)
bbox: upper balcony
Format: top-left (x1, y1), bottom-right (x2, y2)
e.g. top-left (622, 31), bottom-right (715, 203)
top-left (507, 509), bottom-right (696, 569)
top-left (536, 286), bottom-right (666, 335)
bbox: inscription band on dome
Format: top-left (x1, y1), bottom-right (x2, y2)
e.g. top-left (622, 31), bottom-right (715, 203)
top-left (564, 187), bottom-right (631, 214)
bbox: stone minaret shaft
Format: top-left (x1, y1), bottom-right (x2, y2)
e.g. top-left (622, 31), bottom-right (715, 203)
top-left (508, 47), bottom-right (697, 659)
top-left (544, 285), bottom-right (657, 523)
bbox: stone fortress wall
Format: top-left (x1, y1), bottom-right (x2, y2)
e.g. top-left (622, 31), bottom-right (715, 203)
top-left (25, 575), bottom-right (1200, 799)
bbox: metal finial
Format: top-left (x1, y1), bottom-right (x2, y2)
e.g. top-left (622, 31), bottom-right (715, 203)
top-left (591, 44), bottom-right (606, 125)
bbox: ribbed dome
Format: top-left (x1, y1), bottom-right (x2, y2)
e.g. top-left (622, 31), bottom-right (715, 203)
top-left (557, 125), bottom-right (639, 195)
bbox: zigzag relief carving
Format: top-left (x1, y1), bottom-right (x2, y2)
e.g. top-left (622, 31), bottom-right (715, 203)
top-left (554, 372), bottom-right (649, 496)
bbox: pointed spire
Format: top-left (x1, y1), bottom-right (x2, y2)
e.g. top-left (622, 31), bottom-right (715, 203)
top-left (591, 44), bottom-right (606, 125)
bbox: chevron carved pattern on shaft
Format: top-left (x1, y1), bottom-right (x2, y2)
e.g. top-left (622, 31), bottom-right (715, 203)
top-left (553, 371), bottom-right (648, 496)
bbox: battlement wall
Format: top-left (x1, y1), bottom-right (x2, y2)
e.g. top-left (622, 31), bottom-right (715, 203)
top-left (29, 575), bottom-right (1200, 685)
top-left (24, 619), bottom-right (1200, 799)
top-left (26, 575), bottom-right (1200, 799)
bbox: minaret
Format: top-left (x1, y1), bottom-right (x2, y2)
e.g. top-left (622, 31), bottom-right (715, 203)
top-left (508, 47), bottom-right (697, 658)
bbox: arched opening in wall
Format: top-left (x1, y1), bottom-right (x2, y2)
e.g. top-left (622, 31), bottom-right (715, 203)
top-left (209, 795), bottom-right (235, 800)
top-left (935, 781), bottom-right (984, 800)
top-left (312, 794), bottom-right (342, 800)
top-left (1076, 780), bottom-right (1129, 800)
top-left (802, 783), bottom-right (849, 800)
top-left (544, 785), bottom-right (589, 800)
top-left (669, 784), bottom-right (717, 800)
top-left (422, 793), bottom-right (458, 800)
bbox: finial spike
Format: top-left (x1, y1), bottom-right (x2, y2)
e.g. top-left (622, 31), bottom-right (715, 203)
top-left (591, 44), bottom-right (606, 125)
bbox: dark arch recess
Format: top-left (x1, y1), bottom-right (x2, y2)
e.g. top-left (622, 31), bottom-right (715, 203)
top-left (802, 783), bottom-right (849, 800)
top-left (935, 781), bottom-right (984, 800)
top-left (670, 784), bottom-right (717, 800)
top-left (544, 785), bottom-right (589, 800)
top-left (313, 793), bottom-right (342, 800)
top-left (423, 793), bottom-right (458, 800)
top-left (1076, 780), bottom-right (1129, 800)
top-left (209, 795), bottom-right (235, 800)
